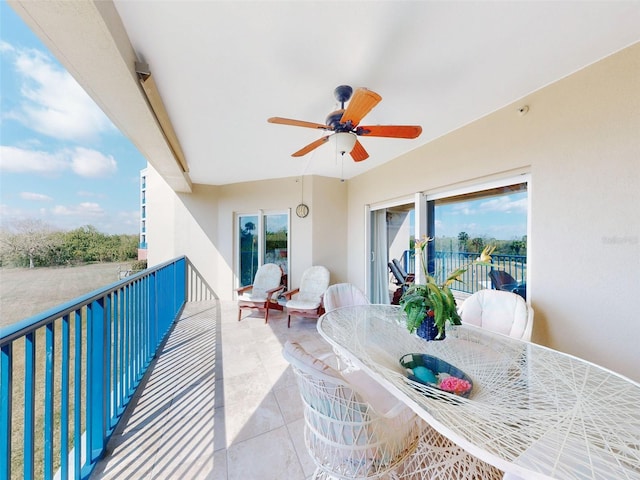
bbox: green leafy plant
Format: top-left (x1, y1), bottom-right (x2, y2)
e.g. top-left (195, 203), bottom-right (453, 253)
top-left (400, 236), bottom-right (495, 339)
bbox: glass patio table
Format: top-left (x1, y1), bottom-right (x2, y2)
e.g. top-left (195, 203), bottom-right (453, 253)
top-left (317, 304), bottom-right (640, 480)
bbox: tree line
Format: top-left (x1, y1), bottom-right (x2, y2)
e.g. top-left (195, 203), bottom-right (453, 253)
top-left (425, 232), bottom-right (527, 256)
top-left (452, 231), bottom-right (526, 255)
top-left (0, 219), bottom-right (139, 268)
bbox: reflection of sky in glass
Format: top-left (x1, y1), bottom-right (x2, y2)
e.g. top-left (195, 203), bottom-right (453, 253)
top-left (435, 192), bottom-right (527, 240)
top-left (265, 214), bottom-right (287, 232)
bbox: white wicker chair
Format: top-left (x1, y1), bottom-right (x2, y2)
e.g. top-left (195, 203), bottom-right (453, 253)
top-left (283, 341), bottom-right (420, 479)
top-left (458, 289), bottom-right (534, 341)
top-left (324, 283), bottom-right (370, 312)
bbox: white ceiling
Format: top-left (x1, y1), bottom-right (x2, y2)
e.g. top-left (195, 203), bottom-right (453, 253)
top-left (12, 1), bottom-right (640, 187)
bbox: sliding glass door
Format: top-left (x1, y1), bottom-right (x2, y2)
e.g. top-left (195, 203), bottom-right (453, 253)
top-left (238, 214), bottom-right (259, 287)
top-left (237, 211), bottom-right (289, 288)
top-left (368, 201), bottom-right (415, 304)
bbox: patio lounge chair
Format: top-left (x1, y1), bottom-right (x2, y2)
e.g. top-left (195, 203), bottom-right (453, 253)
top-left (282, 265), bottom-right (330, 327)
top-left (235, 263), bottom-right (285, 323)
top-left (389, 259), bottom-right (414, 305)
top-left (488, 269), bottom-right (526, 299)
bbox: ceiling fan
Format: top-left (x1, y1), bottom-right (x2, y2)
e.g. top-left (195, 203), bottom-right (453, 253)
top-left (268, 85), bottom-right (422, 162)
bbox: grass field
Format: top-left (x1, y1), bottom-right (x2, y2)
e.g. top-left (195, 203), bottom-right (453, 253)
top-left (0, 263), bottom-right (127, 328)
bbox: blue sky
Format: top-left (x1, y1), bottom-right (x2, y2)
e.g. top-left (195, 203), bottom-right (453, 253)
top-left (0, 3), bottom-right (147, 235)
top-left (435, 191), bottom-right (528, 240)
top-left (406, 190), bottom-right (528, 241)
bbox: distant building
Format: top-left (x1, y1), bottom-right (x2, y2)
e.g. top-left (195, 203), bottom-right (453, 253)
top-left (138, 168), bottom-right (148, 260)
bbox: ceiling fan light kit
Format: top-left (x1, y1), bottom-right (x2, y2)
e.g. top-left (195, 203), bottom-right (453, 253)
top-left (268, 85), bottom-right (422, 163)
top-left (330, 132), bottom-right (357, 156)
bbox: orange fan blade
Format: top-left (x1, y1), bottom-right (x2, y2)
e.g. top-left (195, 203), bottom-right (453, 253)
top-left (291, 136), bottom-right (330, 157)
top-left (357, 125), bottom-right (422, 139)
top-left (340, 88), bottom-right (382, 127)
top-left (268, 117), bottom-right (331, 131)
top-left (350, 140), bottom-right (369, 162)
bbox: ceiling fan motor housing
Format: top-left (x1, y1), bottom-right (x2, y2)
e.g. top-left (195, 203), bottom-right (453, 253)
top-left (326, 110), bottom-right (350, 131)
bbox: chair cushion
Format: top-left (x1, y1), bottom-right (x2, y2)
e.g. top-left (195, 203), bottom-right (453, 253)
top-left (341, 368), bottom-right (406, 416)
top-left (238, 292), bottom-right (268, 302)
top-left (241, 263), bottom-right (282, 302)
top-left (286, 298), bottom-right (321, 310)
top-left (298, 266), bottom-right (330, 296)
top-left (460, 289), bottom-right (529, 339)
top-left (283, 341), bottom-right (341, 379)
top-left (253, 263), bottom-right (282, 289)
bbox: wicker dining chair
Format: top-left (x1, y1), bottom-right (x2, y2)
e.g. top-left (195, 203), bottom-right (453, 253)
top-left (458, 289), bottom-right (534, 341)
top-left (323, 283), bottom-right (370, 312)
top-left (283, 341), bottom-right (421, 479)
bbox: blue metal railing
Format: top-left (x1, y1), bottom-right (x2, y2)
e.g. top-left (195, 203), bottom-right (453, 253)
top-left (0, 256), bottom-right (187, 480)
top-left (401, 250), bottom-right (527, 294)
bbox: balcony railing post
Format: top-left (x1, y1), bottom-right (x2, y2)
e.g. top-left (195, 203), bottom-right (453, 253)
top-left (149, 271), bottom-right (157, 350)
top-left (60, 314), bottom-right (70, 479)
top-left (1, 343), bottom-right (12, 480)
top-left (44, 322), bottom-right (55, 478)
top-left (73, 310), bottom-right (82, 476)
top-left (87, 298), bottom-right (106, 462)
top-left (23, 331), bottom-right (36, 478)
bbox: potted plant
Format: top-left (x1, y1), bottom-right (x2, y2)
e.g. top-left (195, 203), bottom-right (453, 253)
top-left (399, 236), bottom-right (495, 340)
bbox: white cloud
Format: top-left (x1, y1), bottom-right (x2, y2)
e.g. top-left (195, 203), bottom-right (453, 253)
top-left (448, 195), bottom-right (527, 217)
top-left (77, 190), bottom-right (106, 198)
top-left (0, 145), bottom-right (117, 178)
top-left (0, 40), bottom-right (15, 54)
top-left (0, 203), bottom-right (11, 218)
top-left (478, 196), bottom-right (527, 214)
top-left (6, 44), bottom-right (113, 142)
top-left (0, 145), bottom-right (68, 175)
top-left (70, 147), bottom-right (117, 178)
top-left (0, 203), bottom-right (38, 228)
top-left (117, 209), bottom-right (140, 226)
top-left (20, 192), bottom-right (53, 202)
top-left (52, 202), bottom-right (105, 217)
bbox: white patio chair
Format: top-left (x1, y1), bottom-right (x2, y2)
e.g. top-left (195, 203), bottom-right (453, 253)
top-left (235, 263), bottom-right (284, 323)
top-left (282, 341), bottom-right (420, 479)
top-left (323, 283), bottom-right (370, 312)
top-left (458, 289), bottom-right (534, 341)
top-left (282, 265), bottom-right (330, 327)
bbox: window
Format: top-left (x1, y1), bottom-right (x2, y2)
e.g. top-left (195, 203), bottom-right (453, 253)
top-left (237, 212), bottom-right (289, 287)
top-left (426, 181), bottom-right (528, 295)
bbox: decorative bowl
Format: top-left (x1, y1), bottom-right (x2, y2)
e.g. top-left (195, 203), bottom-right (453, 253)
top-left (399, 353), bottom-right (473, 398)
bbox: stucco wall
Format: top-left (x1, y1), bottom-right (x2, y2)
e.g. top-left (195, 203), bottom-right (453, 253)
top-left (348, 42), bottom-right (640, 381)
top-left (147, 172), bottom-right (348, 300)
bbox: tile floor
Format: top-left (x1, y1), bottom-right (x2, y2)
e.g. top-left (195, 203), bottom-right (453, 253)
top-left (91, 300), bottom-right (331, 480)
